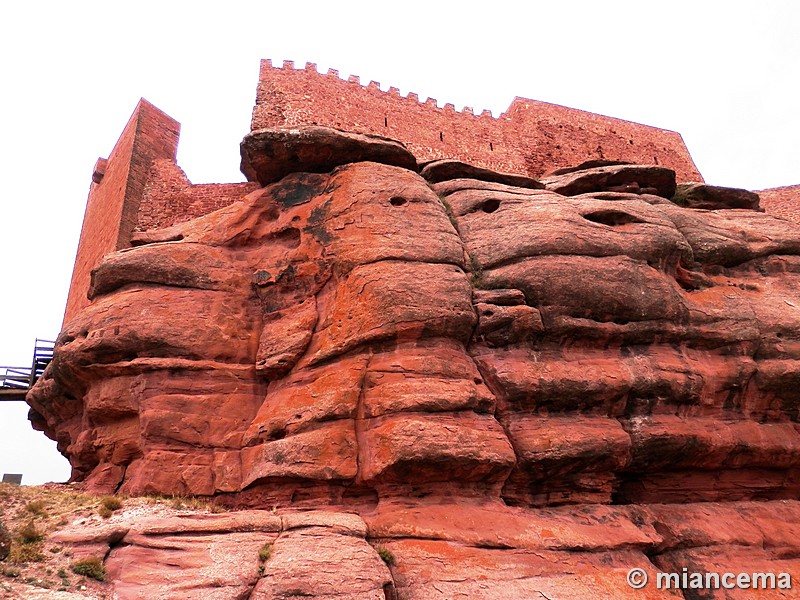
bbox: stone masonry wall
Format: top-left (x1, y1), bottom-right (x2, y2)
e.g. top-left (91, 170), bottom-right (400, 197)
top-left (64, 100), bottom-right (179, 324)
top-left (251, 59), bottom-right (703, 181)
top-left (759, 185), bottom-right (800, 224)
top-left (135, 159), bottom-right (259, 231)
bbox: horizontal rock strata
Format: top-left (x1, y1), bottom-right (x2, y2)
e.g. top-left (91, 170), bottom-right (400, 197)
top-left (30, 126), bottom-right (800, 597)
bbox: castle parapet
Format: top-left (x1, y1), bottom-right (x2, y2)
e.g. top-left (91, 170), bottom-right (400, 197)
top-left (250, 59), bottom-right (703, 181)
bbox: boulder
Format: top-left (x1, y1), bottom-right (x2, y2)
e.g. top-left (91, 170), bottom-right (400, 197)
top-left (240, 126), bottom-right (416, 185)
top-left (541, 163), bottom-right (677, 198)
top-left (420, 158), bottom-right (544, 188)
top-left (672, 182), bottom-right (761, 210)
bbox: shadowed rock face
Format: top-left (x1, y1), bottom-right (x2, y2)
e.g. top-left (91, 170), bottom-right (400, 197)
top-left (28, 127), bottom-right (800, 598)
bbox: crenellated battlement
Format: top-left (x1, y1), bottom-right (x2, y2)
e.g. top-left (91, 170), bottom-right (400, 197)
top-left (251, 59), bottom-right (703, 181)
top-left (261, 58), bottom-right (496, 118)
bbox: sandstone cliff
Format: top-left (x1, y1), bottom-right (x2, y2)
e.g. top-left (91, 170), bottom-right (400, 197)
top-left (19, 127), bottom-right (800, 598)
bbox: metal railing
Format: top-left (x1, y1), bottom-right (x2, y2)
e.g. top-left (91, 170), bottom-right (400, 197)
top-left (0, 338), bottom-right (55, 399)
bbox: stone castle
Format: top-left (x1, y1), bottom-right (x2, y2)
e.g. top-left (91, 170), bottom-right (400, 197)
top-left (63, 60), bottom-right (798, 324)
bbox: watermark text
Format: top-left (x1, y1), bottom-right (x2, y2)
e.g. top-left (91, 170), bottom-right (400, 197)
top-left (627, 567), bottom-right (792, 591)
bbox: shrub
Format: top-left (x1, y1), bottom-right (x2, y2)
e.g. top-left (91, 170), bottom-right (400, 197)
top-left (376, 546), bottom-right (395, 566)
top-left (97, 506), bottom-right (113, 519)
top-left (258, 543), bottom-right (272, 562)
top-left (70, 557), bottom-right (106, 582)
top-left (99, 496), bottom-right (123, 511)
top-left (468, 253), bottom-right (486, 288)
top-left (8, 541), bottom-right (44, 564)
top-left (17, 520), bottom-right (43, 544)
top-left (24, 500), bottom-right (47, 516)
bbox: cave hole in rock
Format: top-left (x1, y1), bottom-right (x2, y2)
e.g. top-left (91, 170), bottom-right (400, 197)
top-left (390, 197), bottom-right (407, 207)
top-left (272, 227), bottom-right (302, 248)
top-left (481, 199), bottom-right (500, 213)
top-left (582, 209), bottom-right (644, 226)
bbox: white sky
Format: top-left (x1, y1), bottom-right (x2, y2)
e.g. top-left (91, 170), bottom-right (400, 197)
top-left (1, 1), bottom-right (798, 485)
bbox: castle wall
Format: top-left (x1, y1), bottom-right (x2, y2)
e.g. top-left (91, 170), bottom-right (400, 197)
top-left (135, 159), bottom-right (259, 231)
top-left (64, 100), bottom-right (179, 324)
top-left (251, 59), bottom-right (703, 181)
top-left (65, 62), bottom-right (796, 328)
top-left (759, 185), bottom-right (800, 224)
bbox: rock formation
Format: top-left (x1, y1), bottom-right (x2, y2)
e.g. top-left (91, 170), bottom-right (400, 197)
top-left (24, 72), bottom-right (800, 597)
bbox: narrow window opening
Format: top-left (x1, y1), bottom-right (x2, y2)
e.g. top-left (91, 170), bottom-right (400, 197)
top-left (384, 117), bottom-right (388, 127)
top-left (490, 142), bottom-right (494, 151)
top-left (439, 132), bottom-right (443, 142)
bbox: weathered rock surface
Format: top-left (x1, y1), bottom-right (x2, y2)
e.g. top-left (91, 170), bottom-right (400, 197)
top-left (420, 158), bottom-right (544, 189)
top-left (29, 125), bottom-right (800, 596)
top-left (37, 499), bottom-right (800, 599)
top-left (240, 126), bottom-right (417, 185)
top-left (540, 162), bottom-right (678, 197)
top-left (673, 181), bottom-right (762, 210)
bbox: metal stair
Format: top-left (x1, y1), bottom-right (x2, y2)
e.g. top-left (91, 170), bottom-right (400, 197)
top-left (0, 339), bottom-right (55, 401)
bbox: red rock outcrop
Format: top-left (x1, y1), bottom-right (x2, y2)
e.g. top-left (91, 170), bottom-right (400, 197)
top-left (28, 124), bottom-right (800, 597)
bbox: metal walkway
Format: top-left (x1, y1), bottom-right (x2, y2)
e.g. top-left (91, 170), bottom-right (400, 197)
top-left (0, 339), bottom-right (55, 401)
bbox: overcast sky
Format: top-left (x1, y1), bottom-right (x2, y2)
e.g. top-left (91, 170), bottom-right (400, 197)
top-left (1, 1), bottom-right (798, 485)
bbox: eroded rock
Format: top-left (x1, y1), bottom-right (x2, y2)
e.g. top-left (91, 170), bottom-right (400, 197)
top-left (672, 182), bottom-right (761, 210)
top-left (240, 126), bottom-right (417, 185)
top-left (29, 125), bottom-right (800, 597)
top-left (540, 163), bottom-right (677, 197)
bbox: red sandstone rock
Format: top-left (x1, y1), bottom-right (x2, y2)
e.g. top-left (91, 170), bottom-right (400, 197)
top-left (251, 523), bottom-right (392, 599)
top-left (547, 159), bottom-right (633, 175)
top-left (433, 177), bottom-right (549, 199)
top-left (540, 163), bottom-right (678, 198)
top-left (419, 158), bottom-right (544, 188)
top-left (385, 540), bottom-right (679, 599)
top-left (32, 147), bottom-right (800, 506)
top-left (240, 126), bottom-right (417, 185)
top-left (673, 181), bottom-right (761, 210)
top-left (28, 94), bottom-right (800, 596)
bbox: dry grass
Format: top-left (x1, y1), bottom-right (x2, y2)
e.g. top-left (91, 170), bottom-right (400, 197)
top-left (168, 495), bottom-right (226, 513)
top-left (99, 496), bottom-right (123, 511)
top-left (24, 499), bottom-right (47, 516)
top-left (0, 483), bottom-right (106, 594)
top-left (17, 520), bottom-right (44, 544)
top-left (97, 495), bottom-right (124, 518)
top-left (70, 556), bottom-right (107, 582)
top-left (0, 482), bottom-right (227, 596)
top-left (8, 540), bottom-right (44, 564)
